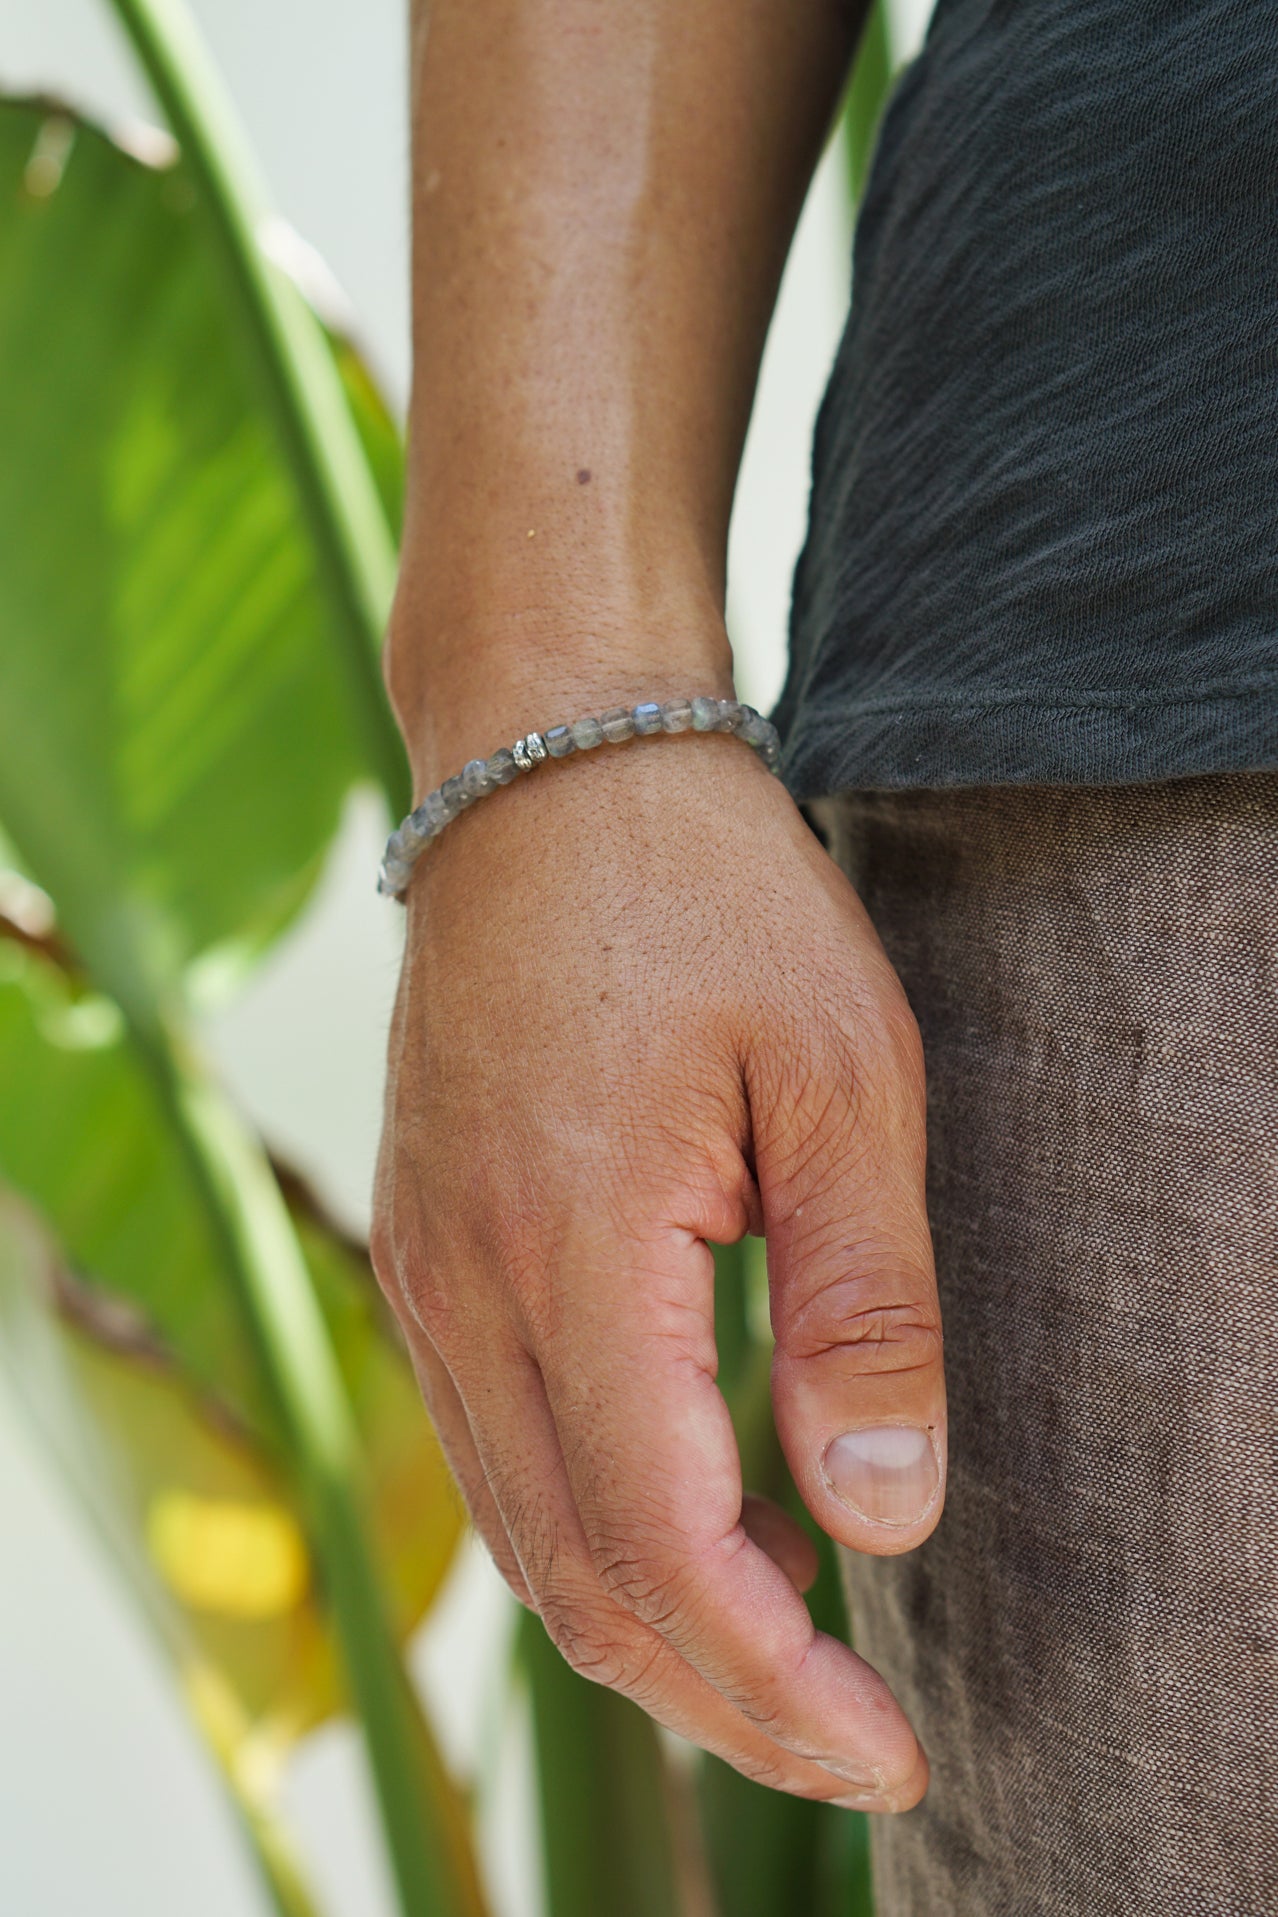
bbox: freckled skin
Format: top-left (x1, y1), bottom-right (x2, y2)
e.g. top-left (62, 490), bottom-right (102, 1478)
top-left (377, 0), bottom-right (943, 1812)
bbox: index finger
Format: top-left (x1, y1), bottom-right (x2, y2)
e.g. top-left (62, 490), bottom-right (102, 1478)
top-left (528, 1212), bottom-right (927, 1798)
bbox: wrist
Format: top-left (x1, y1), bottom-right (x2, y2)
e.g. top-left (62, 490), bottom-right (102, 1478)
top-left (385, 570), bottom-right (736, 797)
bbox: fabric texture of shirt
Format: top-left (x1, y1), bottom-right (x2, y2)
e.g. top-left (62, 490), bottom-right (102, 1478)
top-left (775, 0), bottom-right (1278, 799)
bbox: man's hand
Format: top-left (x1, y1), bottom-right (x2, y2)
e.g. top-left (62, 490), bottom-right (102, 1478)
top-left (373, 714), bottom-right (944, 1810)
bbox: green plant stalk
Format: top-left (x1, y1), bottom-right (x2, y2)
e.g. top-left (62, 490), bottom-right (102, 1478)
top-left (105, 0), bottom-right (411, 821)
top-left (137, 1022), bottom-right (485, 1917)
top-left (844, 0), bottom-right (894, 211)
top-left (517, 1607), bottom-right (688, 1917)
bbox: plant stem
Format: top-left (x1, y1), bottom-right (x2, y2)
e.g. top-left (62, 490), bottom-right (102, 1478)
top-left (138, 1024), bottom-right (485, 1917)
top-left (106, 0), bottom-right (411, 821)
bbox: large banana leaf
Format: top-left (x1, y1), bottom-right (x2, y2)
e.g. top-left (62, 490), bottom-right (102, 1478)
top-left (0, 931), bottom-right (462, 1741)
top-left (0, 99), bottom-right (376, 1016)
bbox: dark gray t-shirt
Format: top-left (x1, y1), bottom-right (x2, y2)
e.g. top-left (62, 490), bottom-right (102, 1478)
top-left (776, 0), bottom-right (1278, 798)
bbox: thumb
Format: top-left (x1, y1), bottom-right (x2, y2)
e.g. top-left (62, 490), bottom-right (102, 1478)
top-left (752, 1000), bottom-right (946, 1557)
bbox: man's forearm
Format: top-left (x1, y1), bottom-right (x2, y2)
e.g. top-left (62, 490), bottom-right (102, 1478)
top-left (390, 0), bottom-right (861, 777)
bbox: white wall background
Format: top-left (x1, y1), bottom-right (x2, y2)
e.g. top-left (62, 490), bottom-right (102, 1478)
top-left (0, 2), bottom-right (932, 1912)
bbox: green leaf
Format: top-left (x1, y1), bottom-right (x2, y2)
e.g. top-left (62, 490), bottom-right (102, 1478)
top-left (0, 932), bottom-right (253, 1414)
top-left (843, 0), bottom-right (895, 211)
top-left (106, 0), bottom-right (408, 818)
top-left (0, 933), bottom-right (464, 1711)
top-left (0, 99), bottom-right (375, 1015)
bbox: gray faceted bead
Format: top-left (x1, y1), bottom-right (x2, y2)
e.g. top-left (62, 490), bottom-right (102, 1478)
top-left (739, 710), bottom-right (771, 747)
top-left (633, 702), bottom-right (663, 735)
top-left (399, 811), bottom-right (433, 852)
top-left (544, 725), bottom-right (576, 758)
top-left (462, 758), bottom-right (491, 799)
top-left (440, 773), bottom-right (467, 812)
top-left (571, 715), bottom-right (605, 749)
top-left (690, 696), bottom-right (720, 731)
top-left (661, 699), bottom-right (693, 733)
top-left (717, 697), bottom-right (743, 732)
top-left (487, 747), bottom-right (519, 786)
top-left (600, 706), bottom-right (635, 742)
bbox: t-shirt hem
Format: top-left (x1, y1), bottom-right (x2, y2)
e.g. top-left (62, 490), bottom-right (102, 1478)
top-left (777, 678), bottom-right (1278, 802)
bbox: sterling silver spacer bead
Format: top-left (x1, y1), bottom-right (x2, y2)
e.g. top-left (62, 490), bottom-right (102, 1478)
top-left (512, 732), bottom-right (549, 771)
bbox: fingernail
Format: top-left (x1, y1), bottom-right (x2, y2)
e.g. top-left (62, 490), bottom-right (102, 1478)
top-left (823, 1426), bottom-right (940, 1528)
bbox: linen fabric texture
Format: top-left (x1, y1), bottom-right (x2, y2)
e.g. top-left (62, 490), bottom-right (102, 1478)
top-left (813, 772), bottom-right (1278, 1916)
top-left (777, 0), bottom-right (1278, 797)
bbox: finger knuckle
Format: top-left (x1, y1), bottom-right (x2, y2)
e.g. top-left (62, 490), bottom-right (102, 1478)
top-left (589, 1531), bottom-right (691, 1631)
top-left (484, 1544), bottom-right (535, 1612)
top-left (539, 1599), bottom-right (642, 1692)
top-left (765, 1071), bottom-right (869, 1215)
top-left (401, 1262), bottom-right (457, 1347)
top-left (368, 1203), bottom-right (459, 1343)
top-left (722, 1668), bottom-right (793, 1743)
top-left (779, 1271), bottom-right (942, 1374)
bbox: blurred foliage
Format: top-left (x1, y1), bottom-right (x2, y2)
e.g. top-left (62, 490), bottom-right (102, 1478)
top-left (0, 0), bottom-right (900, 1909)
top-left (0, 79), bottom-right (477, 1917)
top-left (844, 0), bottom-right (895, 211)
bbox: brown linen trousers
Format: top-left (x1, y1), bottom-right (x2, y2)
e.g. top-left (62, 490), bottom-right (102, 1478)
top-left (812, 773), bottom-right (1278, 1917)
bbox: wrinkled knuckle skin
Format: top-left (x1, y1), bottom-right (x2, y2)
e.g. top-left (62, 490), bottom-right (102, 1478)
top-left (590, 1535), bottom-right (691, 1634)
top-left (768, 1075), bottom-right (867, 1207)
top-left (779, 1275), bottom-right (943, 1375)
top-left (384, 1249), bottom-right (455, 1349)
top-left (539, 1600), bottom-right (643, 1693)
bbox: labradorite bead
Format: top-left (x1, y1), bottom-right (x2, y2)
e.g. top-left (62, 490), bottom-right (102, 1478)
top-left (422, 790), bottom-right (450, 830)
top-left (690, 696), bottom-right (720, 731)
top-left (633, 702), bottom-right (663, 735)
top-left (571, 715), bottom-right (605, 749)
top-left (462, 758), bottom-right (491, 799)
top-left (717, 697), bottom-right (743, 732)
top-left (544, 724), bottom-right (576, 757)
top-left (738, 709), bottom-right (770, 747)
top-left (661, 699), bottom-right (693, 732)
top-left (600, 706), bottom-right (635, 742)
top-left (487, 746), bottom-right (519, 785)
top-left (440, 773), bottom-right (467, 812)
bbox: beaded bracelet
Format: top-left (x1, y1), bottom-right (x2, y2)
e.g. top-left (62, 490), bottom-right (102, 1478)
top-left (377, 695), bottom-right (782, 898)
